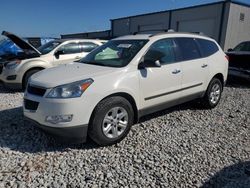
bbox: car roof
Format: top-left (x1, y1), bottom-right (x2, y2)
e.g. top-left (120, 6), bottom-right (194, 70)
top-left (55, 39), bottom-right (106, 43)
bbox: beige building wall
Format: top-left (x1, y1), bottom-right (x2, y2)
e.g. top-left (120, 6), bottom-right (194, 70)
top-left (224, 3), bottom-right (250, 50)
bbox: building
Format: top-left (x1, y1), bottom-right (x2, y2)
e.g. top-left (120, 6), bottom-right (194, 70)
top-left (61, 0), bottom-right (250, 50)
top-left (111, 0), bottom-right (250, 50)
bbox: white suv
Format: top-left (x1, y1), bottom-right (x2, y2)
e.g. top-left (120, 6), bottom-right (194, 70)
top-left (0, 31), bottom-right (105, 89)
top-left (23, 32), bottom-right (228, 146)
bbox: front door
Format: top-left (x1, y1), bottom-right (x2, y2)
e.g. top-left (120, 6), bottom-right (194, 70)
top-left (53, 42), bottom-right (83, 65)
top-left (139, 38), bottom-right (182, 110)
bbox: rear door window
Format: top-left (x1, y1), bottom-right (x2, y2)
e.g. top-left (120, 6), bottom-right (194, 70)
top-left (197, 39), bottom-right (219, 57)
top-left (79, 42), bottom-right (99, 52)
top-left (174, 38), bottom-right (201, 61)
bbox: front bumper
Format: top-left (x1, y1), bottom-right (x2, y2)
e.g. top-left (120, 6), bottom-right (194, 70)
top-left (23, 85), bottom-right (98, 143)
top-left (24, 117), bottom-right (88, 143)
top-left (0, 66), bottom-right (22, 89)
top-left (3, 82), bottom-right (22, 90)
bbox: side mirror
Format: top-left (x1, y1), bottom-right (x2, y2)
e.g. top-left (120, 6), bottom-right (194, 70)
top-left (54, 50), bottom-right (64, 59)
top-left (154, 60), bottom-right (161, 67)
top-left (227, 48), bottom-right (233, 52)
top-left (138, 56), bottom-right (161, 69)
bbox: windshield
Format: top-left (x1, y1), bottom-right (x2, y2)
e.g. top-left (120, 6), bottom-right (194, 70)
top-left (80, 40), bottom-right (148, 67)
top-left (233, 42), bottom-right (250, 52)
top-left (38, 41), bottom-right (61, 55)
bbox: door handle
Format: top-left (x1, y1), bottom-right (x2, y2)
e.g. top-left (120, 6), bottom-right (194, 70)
top-left (75, 56), bottom-right (81, 59)
top-left (172, 69), bottom-right (181, 74)
top-left (201, 64), bottom-right (208, 68)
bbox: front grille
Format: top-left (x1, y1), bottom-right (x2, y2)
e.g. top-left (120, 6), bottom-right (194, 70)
top-left (27, 85), bottom-right (46, 97)
top-left (0, 64), bottom-right (3, 74)
top-left (24, 99), bottom-right (39, 111)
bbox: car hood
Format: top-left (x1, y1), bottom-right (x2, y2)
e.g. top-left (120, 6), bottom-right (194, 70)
top-left (30, 63), bottom-right (117, 88)
top-left (2, 31), bottom-right (41, 57)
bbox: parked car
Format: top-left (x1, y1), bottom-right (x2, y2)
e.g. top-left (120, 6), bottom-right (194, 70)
top-left (0, 31), bottom-right (106, 89)
top-left (226, 41), bottom-right (250, 81)
top-left (23, 32), bottom-right (228, 146)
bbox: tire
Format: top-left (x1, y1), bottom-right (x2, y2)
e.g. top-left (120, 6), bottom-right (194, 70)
top-left (23, 69), bottom-right (41, 89)
top-left (88, 96), bottom-right (134, 146)
top-left (202, 78), bottom-right (223, 108)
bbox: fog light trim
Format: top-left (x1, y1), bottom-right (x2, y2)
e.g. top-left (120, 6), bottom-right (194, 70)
top-left (7, 75), bottom-right (17, 80)
top-left (45, 114), bottom-right (73, 124)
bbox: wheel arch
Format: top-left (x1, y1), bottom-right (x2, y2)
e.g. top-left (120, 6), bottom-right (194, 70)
top-left (212, 73), bottom-right (224, 90)
top-left (90, 92), bottom-right (139, 125)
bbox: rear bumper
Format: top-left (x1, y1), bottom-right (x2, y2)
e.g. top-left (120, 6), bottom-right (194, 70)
top-left (24, 117), bottom-right (88, 143)
top-left (229, 67), bottom-right (250, 81)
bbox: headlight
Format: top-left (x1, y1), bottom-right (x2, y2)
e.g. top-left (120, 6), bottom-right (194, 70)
top-left (5, 60), bottom-right (21, 69)
top-left (46, 79), bottom-right (94, 98)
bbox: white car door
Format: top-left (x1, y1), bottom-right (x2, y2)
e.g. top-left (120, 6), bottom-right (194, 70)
top-left (139, 38), bottom-right (182, 110)
top-left (53, 42), bottom-right (83, 65)
top-left (79, 42), bottom-right (100, 58)
top-left (174, 37), bottom-right (209, 97)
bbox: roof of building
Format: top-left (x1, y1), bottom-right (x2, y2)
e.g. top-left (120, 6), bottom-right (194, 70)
top-left (110, 0), bottom-right (250, 21)
top-left (61, 30), bottom-right (110, 37)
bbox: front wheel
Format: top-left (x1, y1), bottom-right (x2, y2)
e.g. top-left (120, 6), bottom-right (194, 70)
top-left (88, 96), bottom-right (134, 146)
top-left (202, 78), bottom-right (223, 108)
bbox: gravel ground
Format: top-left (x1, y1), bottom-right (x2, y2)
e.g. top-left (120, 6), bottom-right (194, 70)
top-left (0, 79), bottom-right (249, 188)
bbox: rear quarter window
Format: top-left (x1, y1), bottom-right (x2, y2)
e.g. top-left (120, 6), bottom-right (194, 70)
top-left (197, 39), bottom-right (219, 57)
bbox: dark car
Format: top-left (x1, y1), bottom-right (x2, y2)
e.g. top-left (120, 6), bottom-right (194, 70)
top-left (226, 41), bottom-right (250, 81)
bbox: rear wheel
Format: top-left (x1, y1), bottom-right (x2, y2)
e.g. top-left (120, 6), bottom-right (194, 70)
top-left (23, 69), bottom-right (42, 89)
top-left (88, 96), bottom-right (134, 146)
top-left (202, 78), bottom-right (222, 108)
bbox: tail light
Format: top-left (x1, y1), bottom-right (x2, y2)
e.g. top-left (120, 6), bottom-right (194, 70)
top-left (225, 55), bottom-right (229, 61)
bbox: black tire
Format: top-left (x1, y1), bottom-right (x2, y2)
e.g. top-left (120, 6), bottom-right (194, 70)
top-left (23, 69), bottom-right (41, 89)
top-left (202, 78), bottom-right (223, 108)
top-left (88, 96), bottom-right (134, 146)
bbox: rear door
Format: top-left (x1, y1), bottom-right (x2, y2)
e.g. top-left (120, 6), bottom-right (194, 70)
top-left (174, 37), bottom-right (208, 97)
top-left (139, 38), bottom-right (182, 110)
top-left (78, 42), bottom-right (99, 59)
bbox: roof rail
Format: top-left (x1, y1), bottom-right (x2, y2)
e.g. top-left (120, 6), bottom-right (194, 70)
top-left (149, 29), bottom-right (175, 37)
top-left (132, 29), bottom-right (206, 38)
top-left (167, 29), bottom-right (175, 32)
top-left (191, 31), bottom-right (205, 35)
top-left (132, 29), bottom-right (172, 36)
top-left (149, 31), bottom-right (209, 38)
